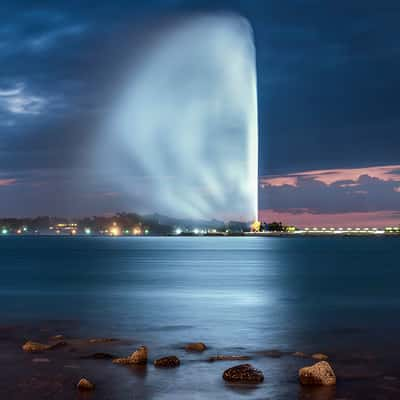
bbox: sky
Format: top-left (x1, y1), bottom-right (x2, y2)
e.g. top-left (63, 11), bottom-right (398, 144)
top-left (0, 0), bottom-right (399, 226)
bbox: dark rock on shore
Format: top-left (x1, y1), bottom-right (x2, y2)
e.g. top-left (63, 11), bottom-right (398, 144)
top-left (154, 356), bottom-right (180, 368)
top-left (299, 361), bottom-right (336, 385)
top-left (88, 338), bottom-right (118, 344)
top-left (312, 353), bottom-right (329, 361)
top-left (223, 364), bottom-right (264, 383)
top-left (113, 345), bottom-right (148, 365)
top-left (77, 378), bottom-right (95, 391)
top-left (80, 352), bottom-right (116, 359)
top-left (185, 342), bottom-right (207, 352)
top-left (49, 341), bottom-right (67, 349)
top-left (208, 355), bottom-right (250, 362)
top-left (22, 340), bottom-right (67, 352)
top-left (292, 351), bottom-right (308, 358)
top-left (22, 341), bottom-right (51, 352)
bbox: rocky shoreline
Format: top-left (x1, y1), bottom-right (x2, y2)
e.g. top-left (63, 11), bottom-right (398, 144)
top-left (0, 325), bottom-right (397, 399)
top-left (19, 335), bottom-right (340, 393)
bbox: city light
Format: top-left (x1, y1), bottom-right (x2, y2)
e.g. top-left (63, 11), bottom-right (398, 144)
top-left (110, 226), bottom-right (121, 236)
top-left (175, 228), bottom-right (182, 235)
top-left (132, 227), bottom-right (142, 235)
top-left (85, 228), bottom-right (91, 235)
top-left (1, 228), bottom-right (8, 235)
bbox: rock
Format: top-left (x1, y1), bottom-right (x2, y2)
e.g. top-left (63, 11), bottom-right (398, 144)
top-left (49, 335), bottom-right (64, 340)
top-left (293, 351), bottom-right (308, 358)
top-left (185, 342), bottom-right (207, 352)
top-left (154, 356), bottom-right (180, 368)
top-left (258, 349), bottom-right (283, 358)
top-left (299, 361), bottom-right (336, 385)
top-left (49, 341), bottom-right (67, 349)
top-left (312, 353), bottom-right (329, 361)
top-left (222, 364), bottom-right (264, 383)
top-left (77, 378), bottom-right (95, 391)
top-left (88, 338), bottom-right (118, 344)
top-left (208, 355), bottom-right (251, 362)
top-left (22, 340), bottom-right (67, 352)
top-left (113, 345), bottom-right (148, 365)
top-left (22, 341), bottom-right (51, 352)
top-left (80, 352), bottom-right (116, 359)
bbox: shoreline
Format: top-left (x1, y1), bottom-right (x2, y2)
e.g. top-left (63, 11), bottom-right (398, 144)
top-left (1, 321), bottom-right (400, 399)
top-left (0, 232), bottom-right (399, 238)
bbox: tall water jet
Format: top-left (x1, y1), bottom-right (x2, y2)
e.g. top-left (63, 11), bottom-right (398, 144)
top-left (98, 14), bottom-right (258, 221)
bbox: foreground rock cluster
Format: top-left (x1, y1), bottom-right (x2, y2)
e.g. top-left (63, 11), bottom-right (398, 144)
top-left (21, 336), bottom-right (338, 391)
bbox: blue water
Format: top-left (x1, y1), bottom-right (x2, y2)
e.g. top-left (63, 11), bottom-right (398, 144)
top-left (1, 236), bottom-right (400, 399)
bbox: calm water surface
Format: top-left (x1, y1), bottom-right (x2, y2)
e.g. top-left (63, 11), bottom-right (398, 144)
top-left (0, 236), bottom-right (399, 399)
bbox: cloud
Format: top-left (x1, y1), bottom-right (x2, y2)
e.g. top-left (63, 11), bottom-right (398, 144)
top-left (0, 82), bottom-right (45, 115)
top-left (259, 164), bottom-right (400, 215)
top-left (260, 165), bottom-right (400, 187)
top-left (0, 178), bottom-right (16, 186)
top-left (259, 209), bottom-right (400, 228)
top-left (26, 24), bottom-right (87, 52)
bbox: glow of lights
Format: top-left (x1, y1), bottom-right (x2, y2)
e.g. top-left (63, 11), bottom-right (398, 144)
top-left (23, 226), bottom-right (27, 232)
top-left (1, 228), bottom-right (8, 235)
top-left (85, 228), bottom-right (91, 235)
top-left (193, 228), bottom-right (200, 235)
top-left (71, 229), bottom-right (77, 235)
top-left (175, 228), bottom-right (182, 235)
top-left (110, 226), bottom-right (121, 236)
top-left (144, 229), bottom-right (149, 235)
top-left (132, 227), bottom-right (142, 235)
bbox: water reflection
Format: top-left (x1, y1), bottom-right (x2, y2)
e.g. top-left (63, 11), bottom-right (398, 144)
top-left (1, 236), bottom-right (400, 399)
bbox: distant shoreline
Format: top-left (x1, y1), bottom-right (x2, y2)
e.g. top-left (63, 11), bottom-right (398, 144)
top-left (0, 232), bottom-right (399, 238)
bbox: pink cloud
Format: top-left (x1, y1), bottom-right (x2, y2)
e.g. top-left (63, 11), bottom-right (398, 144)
top-left (259, 209), bottom-right (400, 228)
top-left (0, 178), bottom-right (16, 187)
top-left (260, 164), bottom-right (400, 187)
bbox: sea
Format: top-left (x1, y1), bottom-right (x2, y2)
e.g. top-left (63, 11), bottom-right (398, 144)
top-left (0, 236), bottom-right (399, 399)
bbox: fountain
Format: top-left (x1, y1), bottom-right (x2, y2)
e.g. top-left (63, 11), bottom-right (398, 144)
top-left (97, 14), bottom-right (258, 221)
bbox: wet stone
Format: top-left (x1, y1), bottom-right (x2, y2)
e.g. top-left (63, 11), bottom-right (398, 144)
top-left (113, 345), bottom-right (148, 365)
top-left (80, 352), bottom-right (116, 359)
top-left (312, 353), bottom-right (329, 361)
top-left (299, 361), bottom-right (336, 386)
top-left (77, 378), bottom-right (95, 391)
top-left (22, 341), bottom-right (51, 352)
top-left (185, 342), bottom-right (207, 352)
top-left (223, 364), bottom-right (264, 384)
top-left (154, 355), bottom-right (180, 368)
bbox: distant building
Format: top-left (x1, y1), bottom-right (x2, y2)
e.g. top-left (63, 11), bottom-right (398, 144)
top-left (49, 223), bottom-right (78, 235)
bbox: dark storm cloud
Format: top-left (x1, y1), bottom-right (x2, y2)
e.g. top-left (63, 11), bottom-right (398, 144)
top-left (0, 0), bottom-right (399, 216)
